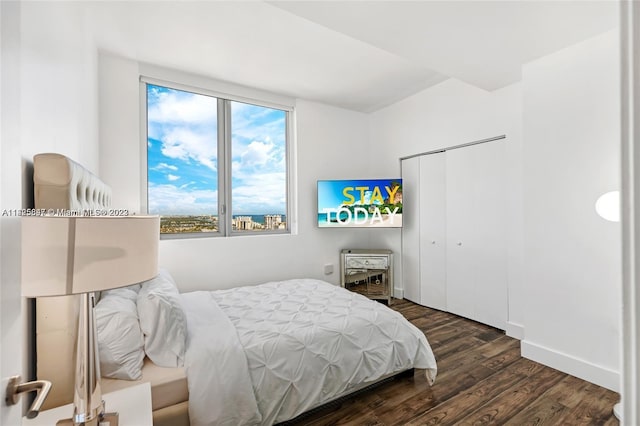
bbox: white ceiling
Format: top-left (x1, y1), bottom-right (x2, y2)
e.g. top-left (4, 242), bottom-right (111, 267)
top-left (88, 1), bottom-right (618, 113)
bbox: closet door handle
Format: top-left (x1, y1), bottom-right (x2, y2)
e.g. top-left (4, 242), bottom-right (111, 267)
top-left (457, 242), bottom-right (463, 246)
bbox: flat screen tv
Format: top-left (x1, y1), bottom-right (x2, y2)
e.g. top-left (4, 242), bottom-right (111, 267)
top-left (317, 179), bottom-right (402, 228)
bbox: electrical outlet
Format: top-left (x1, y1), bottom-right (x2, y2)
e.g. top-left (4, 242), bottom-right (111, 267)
top-left (323, 264), bottom-right (334, 275)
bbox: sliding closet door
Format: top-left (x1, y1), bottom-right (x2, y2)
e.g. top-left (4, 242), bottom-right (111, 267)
top-left (471, 140), bottom-right (507, 329)
top-left (402, 153), bottom-right (447, 308)
top-left (446, 140), bottom-right (507, 329)
top-left (446, 147), bottom-right (477, 321)
top-left (418, 153), bottom-right (447, 310)
top-left (401, 157), bottom-right (421, 303)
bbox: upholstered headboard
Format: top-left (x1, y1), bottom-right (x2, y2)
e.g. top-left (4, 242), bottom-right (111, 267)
top-left (32, 153), bottom-right (113, 409)
top-left (34, 153), bottom-right (112, 212)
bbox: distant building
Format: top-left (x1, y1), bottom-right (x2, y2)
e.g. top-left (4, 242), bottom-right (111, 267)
top-left (235, 216), bottom-right (254, 230)
top-left (264, 214), bottom-right (282, 230)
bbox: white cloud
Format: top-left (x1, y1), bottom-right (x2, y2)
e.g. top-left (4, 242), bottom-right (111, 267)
top-left (231, 103), bottom-right (286, 146)
top-left (149, 173), bottom-right (285, 216)
top-left (167, 174), bottom-right (180, 181)
top-left (231, 172), bottom-right (286, 214)
top-left (148, 183), bottom-right (217, 215)
top-left (148, 89), bottom-right (216, 125)
top-left (161, 128), bottom-right (217, 171)
top-left (233, 138), bottom-right (286, 180)
top-left (148, 87), bottom-right (218, 172)
top-left (240, 140), bottom-right (273, 167)
top-left (153, 162), bottom-right (178, 171)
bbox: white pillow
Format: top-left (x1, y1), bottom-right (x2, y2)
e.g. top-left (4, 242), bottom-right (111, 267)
top-left (137, 269), bottom-right (187, 368)
top-left (95, 287), bottom-right (145, 380)
top-left (101, 284), bottom-right (140, 302)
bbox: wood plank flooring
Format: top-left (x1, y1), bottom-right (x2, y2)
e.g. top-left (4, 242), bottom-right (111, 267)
top-left (284, 299), bottom-right (620, 426)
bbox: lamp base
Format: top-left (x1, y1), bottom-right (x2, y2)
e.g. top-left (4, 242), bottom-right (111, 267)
top-left (68, 292), bottom-right (108, 426)
top-left (56, 412), bottom-right (119, 426)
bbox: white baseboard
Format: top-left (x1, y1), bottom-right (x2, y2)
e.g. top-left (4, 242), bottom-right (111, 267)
top-left (506, 321), bottom-right (524, 340)
top-left (394, 287), bottom-right (404, 299)
top-left (521, 340), bottom-right (620, 392)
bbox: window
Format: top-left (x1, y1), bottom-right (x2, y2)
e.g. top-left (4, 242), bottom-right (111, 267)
top-left (144, 81), bottom-right (291, 237)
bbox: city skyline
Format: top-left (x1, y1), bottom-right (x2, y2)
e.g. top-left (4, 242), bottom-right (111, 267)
top-left (160, 213), bottom-right (286, 234)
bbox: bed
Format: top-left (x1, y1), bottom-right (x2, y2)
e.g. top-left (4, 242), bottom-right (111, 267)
top-left (32, 153), bottom-right (437, 425)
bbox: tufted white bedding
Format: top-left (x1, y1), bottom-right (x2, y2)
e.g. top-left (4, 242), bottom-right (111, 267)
top-left (181, 279), bottom-right (437, 426)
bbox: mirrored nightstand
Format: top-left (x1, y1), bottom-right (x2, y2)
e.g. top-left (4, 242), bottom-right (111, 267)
top-left (341, 249), bottom-right (393, 304)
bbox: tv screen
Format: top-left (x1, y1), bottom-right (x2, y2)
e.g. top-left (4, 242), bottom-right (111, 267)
top-left (317, 179), bottom-right (403, 228)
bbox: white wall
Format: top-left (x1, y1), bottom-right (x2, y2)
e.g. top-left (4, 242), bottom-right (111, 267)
top-left (369, 78), bottom-right (524, 335)
top-left (1, 2), bottom-right (100, 421)
top-left (19, 2), bottom-right (99, 169)
top-left (521, 30), bottom-right (621, 391)
top-left (99, 52), bottom-right (378, 291)
top-left (98, 53), bottom-right (141, 213)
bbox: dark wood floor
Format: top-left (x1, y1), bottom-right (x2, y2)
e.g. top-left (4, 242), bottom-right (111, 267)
top-left (286, 299), bottom-right (620, 426)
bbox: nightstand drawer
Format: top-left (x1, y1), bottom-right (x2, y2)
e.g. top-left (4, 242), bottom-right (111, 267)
top-left (345, 256), bottom-right (388, 269)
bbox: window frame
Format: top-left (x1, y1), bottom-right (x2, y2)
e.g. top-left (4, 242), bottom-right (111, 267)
top-left (140, 74), bottom-right (296, 239)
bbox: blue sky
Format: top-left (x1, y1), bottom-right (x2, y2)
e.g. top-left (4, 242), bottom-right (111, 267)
top-left (317, 179), bottom-right (401, 212)
top-left (147, 84), bottom-right (286, 215)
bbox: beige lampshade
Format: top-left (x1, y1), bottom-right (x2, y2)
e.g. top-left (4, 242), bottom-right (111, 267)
top-left (22, 215), bottom-right (159, 297)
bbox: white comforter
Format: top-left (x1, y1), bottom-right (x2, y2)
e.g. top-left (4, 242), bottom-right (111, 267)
top-left (182, 279), bottom-right (437, 426)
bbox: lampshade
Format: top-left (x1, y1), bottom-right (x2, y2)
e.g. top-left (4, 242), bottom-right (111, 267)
top-left (595, 190), bottom-right (620, 223)
top-left (22, 215), bottom-right (159, 297)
